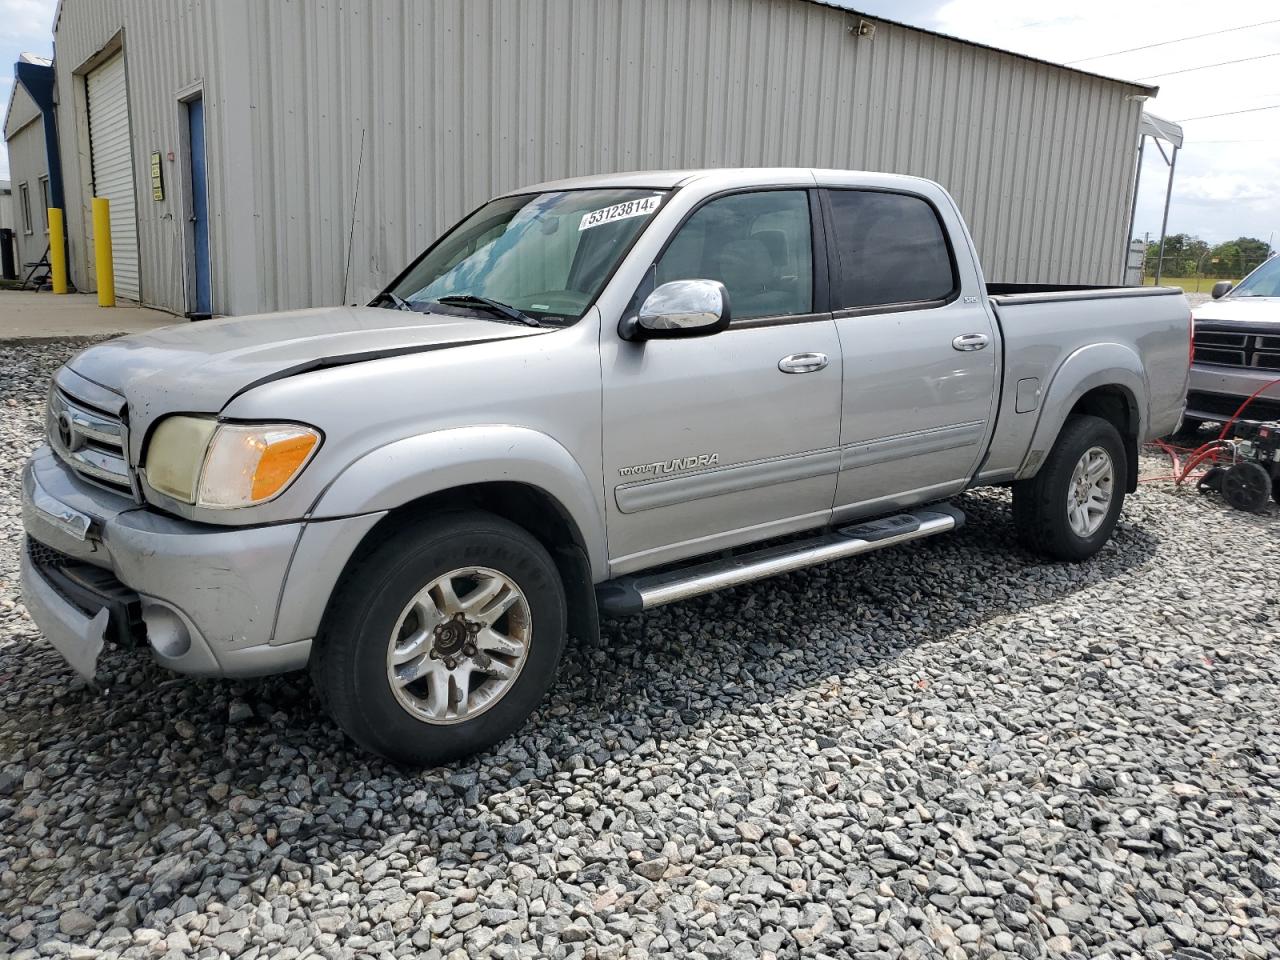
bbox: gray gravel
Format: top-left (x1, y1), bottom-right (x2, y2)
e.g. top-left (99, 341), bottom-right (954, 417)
top-left (3, 337), bottom-right (1279, 960)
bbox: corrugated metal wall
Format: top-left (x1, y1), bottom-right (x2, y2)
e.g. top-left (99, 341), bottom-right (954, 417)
top-left (53, 0), bottom-right (226, 312)
top-left (4, 118), bottom-right (49, 273)
top-left (54, 0), bottom-right (1146, 316)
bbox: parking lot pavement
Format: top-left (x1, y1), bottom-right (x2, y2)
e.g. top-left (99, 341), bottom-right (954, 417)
top-left (2, 338), bottom-right (1278, 960)
top-left (0, 291), bottom-right (176, 340)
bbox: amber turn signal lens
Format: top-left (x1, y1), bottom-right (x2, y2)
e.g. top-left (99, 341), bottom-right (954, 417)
top-left (251, 433), bottom-right (319, 501)
top-left (198, 424), bottom-right (322, 508)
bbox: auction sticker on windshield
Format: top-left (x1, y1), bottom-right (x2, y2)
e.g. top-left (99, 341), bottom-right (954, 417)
top-left (579, 195), bottom-right (662, 231)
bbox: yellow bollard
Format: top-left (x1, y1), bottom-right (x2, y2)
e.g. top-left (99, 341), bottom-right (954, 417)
top-left (48, 208), bottom-right (68, 294)
top-left (92, 197), bottom-right (115, 307)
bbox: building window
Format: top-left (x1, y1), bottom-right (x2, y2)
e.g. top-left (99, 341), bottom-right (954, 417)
top-left (19, 182), bottom-right (32, 235)
top-left (39, 177), bottom-right (50, 232)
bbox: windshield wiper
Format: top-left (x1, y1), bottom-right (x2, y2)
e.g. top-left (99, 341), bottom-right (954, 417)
top-left (435, 295), bottom-right (542, 327)
top-left (371, 291), bottom-right (414, 312)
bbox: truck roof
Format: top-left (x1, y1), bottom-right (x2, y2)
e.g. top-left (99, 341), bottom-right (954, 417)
top-left (507, 167), bottom-right (939, 195)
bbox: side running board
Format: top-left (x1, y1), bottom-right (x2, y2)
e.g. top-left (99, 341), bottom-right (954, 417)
top-left (596, 503), bottom-right (964, 616)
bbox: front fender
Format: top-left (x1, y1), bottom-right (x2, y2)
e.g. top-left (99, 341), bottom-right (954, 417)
top-left (1017, 343), bottom-right (1148, 479)
top-left (309, 425), bottom-right (608, 577)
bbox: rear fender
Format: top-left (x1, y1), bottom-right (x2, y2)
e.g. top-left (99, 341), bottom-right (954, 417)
top-left (1017, 344), bottom-right (1147, 479)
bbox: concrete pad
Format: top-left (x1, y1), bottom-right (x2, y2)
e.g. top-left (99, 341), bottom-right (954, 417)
top-left (0, 291), bottom-right (179, 340)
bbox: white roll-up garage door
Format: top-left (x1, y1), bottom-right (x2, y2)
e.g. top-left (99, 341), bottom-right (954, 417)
top-left (87, 52), bottom-right (139, 301)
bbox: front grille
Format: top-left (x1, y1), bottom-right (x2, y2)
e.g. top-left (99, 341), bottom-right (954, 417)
top-left (1194, 326), bottom-right (1280, 371)
top-left (46, 388), bottom-right (134, 494)
top-left (26, 537), bottom-right (67, 569)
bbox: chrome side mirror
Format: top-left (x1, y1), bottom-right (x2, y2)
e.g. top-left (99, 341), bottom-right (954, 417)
top-left (622, 279), bottom-right (731, 340)
top-left (1211, 280), bottom-right (1233, 300)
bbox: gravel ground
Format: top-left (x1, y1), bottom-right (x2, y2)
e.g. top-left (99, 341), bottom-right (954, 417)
top-left (2, 338), bottom-right (1278, 960)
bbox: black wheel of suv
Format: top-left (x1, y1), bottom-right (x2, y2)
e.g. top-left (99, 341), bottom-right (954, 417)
top-left (312, 511), bottom-right (566, 766)
top-left (1012, 414), bottom-right (1127, 562)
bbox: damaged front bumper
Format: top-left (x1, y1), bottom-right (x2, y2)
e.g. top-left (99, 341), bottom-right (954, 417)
top-left (20, 445), bottom-right (316, 680)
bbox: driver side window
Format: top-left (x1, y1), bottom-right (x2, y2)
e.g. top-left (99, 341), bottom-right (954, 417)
top-left (655, 191), bottom-right (813, 320)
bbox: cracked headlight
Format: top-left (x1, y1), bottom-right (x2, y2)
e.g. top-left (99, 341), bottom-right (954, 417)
top-left (145, 416), bottom-right (321, 509)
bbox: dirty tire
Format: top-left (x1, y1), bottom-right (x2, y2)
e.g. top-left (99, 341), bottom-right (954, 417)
top-left (312, 510), bottom-right (566, 766)
top-left (1012, 414), bottom-right (1127, 562)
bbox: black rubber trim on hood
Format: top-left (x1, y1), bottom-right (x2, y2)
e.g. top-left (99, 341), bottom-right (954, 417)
top-left (222, 333), bottom-right (544, 409)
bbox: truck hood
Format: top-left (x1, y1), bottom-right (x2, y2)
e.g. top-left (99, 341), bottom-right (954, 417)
top-left (1193, 297), bottom-right (1280, 327)
top-left (66, 305), bottom-right (549, 417)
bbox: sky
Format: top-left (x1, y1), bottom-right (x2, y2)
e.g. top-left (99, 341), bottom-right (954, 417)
top-left (3, 0), bottom-right (1277, 248)
top-left (0, 0), bottom-right (53, 132)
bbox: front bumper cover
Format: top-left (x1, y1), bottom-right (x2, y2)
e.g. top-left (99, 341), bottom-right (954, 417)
top-left (21, 445), bottom-right (323, 678)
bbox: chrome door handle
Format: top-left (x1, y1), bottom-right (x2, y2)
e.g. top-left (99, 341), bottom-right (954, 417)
top-left (778, 352), bottom-right (829, 374)
top-left (952, 333), bottom-right (990, 351)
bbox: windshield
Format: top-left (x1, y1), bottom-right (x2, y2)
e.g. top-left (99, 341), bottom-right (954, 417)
top-left (1232, 256), bottom-right (1280, 298)
top-left (388, 189), bottom-right (667, 324)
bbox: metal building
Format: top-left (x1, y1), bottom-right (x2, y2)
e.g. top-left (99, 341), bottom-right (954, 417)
top-left (48, 0), bottom-right (1156, 318)
top-left (3, 54), bottom-right (57, 279)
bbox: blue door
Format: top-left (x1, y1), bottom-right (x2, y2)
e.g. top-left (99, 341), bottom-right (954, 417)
top-left (188, 96), bottom-right (212, 316)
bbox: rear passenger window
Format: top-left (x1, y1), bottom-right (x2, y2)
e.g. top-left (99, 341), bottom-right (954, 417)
top-left (827, 190), bottom-right (956, 309)
top-left (656, 191), bottom-right (813, 320)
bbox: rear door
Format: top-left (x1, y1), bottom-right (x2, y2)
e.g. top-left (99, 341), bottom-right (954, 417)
top-left (600, 188), bottom-right (843, 574)
top-left (822, 185), bottom-right (999, 519)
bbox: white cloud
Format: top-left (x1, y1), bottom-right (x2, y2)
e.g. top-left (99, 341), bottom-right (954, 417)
top-left (0, 0), bottom-right (53, 39)
top-left (1177, 174), bottom-right (1274, 204)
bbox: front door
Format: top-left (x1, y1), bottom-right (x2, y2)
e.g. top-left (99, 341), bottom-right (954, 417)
top-left (823, 187), bottom-right (999, 518)
top-left (601, 189), bottom-right (843, 574)
top-left (186, 95), bottom-right (212, 317)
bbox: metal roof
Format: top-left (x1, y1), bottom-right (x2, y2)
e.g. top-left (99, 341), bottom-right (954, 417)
top-left (1139, 112), bottom-right (1184, 148)
top-left (802, 2), bottom-right (1160, 96)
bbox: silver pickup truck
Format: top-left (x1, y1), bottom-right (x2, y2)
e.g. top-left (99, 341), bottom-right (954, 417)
top-left (21, 168), bottom-right (1190, 764)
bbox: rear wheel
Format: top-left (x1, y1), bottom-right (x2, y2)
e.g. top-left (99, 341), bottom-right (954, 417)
top-left (312, 511), bottom-right (566, 766)
top-left (1013, 414), bottom-right (1127, 562)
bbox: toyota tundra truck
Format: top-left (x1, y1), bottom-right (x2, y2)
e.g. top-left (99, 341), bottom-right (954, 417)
top-left (20, 168), bottom-right (1191, 765)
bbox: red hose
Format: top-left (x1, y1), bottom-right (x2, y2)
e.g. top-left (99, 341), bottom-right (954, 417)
top-left (1143, 378), bottom-right (1280, 487)
top-left (1216, 376), bottom-right (1280, 440)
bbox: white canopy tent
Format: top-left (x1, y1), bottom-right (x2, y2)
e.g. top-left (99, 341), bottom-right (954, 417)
top-left (1130, 111), bottom-right (1185, 285)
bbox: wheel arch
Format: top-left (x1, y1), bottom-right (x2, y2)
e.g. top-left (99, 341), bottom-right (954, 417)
top-left (306, 427), bottom-right (605, 646)
top-left (1067, 385), bottom-right (1141, 492)
top-left (1018, 345), bottom-right (1148, 492)
top-left (342, 481), bottom-right (598, 645)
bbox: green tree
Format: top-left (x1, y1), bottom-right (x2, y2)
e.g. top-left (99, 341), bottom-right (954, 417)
top-left (1203, 238), bottom-right (1269, 277)
top-left (1145, 234), bottom-right (1208, 277)
top-left (1206, 242), bottom-right (1240, 278)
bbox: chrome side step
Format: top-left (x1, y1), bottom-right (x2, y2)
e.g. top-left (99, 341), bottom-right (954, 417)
top-left (596, 504), bottom-right (964, 616)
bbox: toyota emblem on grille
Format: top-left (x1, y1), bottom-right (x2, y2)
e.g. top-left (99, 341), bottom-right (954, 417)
top-left (57, 412), bottom-right (80, 452)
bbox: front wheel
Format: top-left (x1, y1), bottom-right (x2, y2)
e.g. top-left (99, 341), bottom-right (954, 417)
top-left (1012, 414), bottom-right (1127, 562)
top-left (312, 511), bottom-right (566, 766)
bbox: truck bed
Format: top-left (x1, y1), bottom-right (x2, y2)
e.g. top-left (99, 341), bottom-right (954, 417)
top-left (976, 284), bottom-right (1190, 484)
top-left (987, 282), bottom-right (1182, 302)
